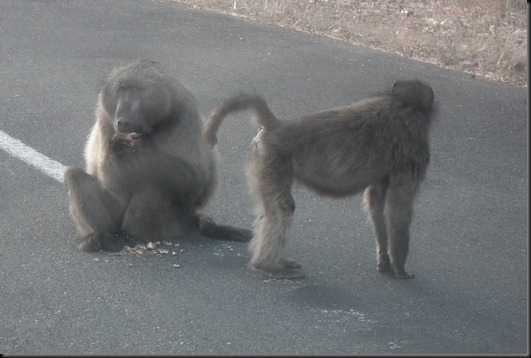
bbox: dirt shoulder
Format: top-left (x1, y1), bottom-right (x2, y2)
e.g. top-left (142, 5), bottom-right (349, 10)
top-left (174, 0), bottom-right (527, 87)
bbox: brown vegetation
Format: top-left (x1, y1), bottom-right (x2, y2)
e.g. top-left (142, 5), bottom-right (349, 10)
top-left (174, 0), bottom-right (527, 87)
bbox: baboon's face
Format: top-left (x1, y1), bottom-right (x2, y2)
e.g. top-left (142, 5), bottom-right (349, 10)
top-left (102, 81), bottom-right (172, 135)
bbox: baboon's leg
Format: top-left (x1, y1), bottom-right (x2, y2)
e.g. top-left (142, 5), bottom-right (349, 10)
top-left (122, 188), bottom-right (196, 243)
top-left (363, 177), bottom-right (391, 274)
top-left (64, 168), bottom-right (126, 251)
top-left (384, 176), bottom-right (420, 279)
top-left (248, 155), bottom-right (302, 279)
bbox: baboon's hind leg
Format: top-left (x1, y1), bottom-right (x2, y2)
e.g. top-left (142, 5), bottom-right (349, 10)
top-left (248, 155), bottom-right (302, 279)
top-left (364, 177), bottom-right (392, 274)
top-left (64, 168), bottom-right (126, 251)
top-left (384, 176), bottom-right (420, 279)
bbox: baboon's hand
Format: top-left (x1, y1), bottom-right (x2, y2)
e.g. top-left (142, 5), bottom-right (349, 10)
top-left (110, 133), bottom-right (135, 158)
top-left (110, 133), bottom-right (149, 158)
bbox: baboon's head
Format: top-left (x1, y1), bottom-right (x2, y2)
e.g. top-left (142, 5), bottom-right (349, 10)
top-left (391, 79), bottom-right (434, 115)
top-left (101, 60), bottom-right (173, 135)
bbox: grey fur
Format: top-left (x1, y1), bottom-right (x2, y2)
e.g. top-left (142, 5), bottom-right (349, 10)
top-left (205, 79), bottom-right (435, 279)
top-left (65, 60), bottom-right (250, 251)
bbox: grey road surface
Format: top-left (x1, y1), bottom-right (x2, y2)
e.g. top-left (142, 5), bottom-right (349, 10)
top-left (0, 0), bottom-right (527, 355)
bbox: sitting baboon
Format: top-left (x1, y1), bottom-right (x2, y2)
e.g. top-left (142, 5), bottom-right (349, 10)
top-left (65, 59), bottom-right (251, 252)
top-left (205, 79), bottom-right (435, 279)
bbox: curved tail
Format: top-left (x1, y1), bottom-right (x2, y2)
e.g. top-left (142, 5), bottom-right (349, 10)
top-left (204, 94), bottom-right (281, 147)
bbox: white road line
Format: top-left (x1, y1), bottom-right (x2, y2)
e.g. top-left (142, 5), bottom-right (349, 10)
top-left (0, 129), bottom-right (68, 183)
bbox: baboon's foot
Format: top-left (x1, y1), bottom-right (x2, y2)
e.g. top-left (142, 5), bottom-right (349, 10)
top-left (78, 232), bottom-right (135, 252)
top-left (281, 257), bottom-right (302, 269)
top-left (390, 260), bottom-right (415, 279)
top-left (377, 255), bottom-right (414, 278)
top-left (378, 268), bottom-right (414, 279)
top-left (377, 255), bottom-right (392, 273)
top-left (392, 270), bottom-right (415, 279)
top-left (378, 265), bottom-right (415, 279)
top-left (78, 232), bottom-right (104, 252)
top-left (250, 260), bottom-right (305, 279)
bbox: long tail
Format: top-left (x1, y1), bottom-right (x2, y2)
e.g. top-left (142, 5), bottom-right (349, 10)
top-left (204, 93), bottom-right (281, 147)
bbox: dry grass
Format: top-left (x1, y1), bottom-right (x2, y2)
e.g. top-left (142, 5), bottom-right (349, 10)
top-left (174, 0), bottom-right (528, 87)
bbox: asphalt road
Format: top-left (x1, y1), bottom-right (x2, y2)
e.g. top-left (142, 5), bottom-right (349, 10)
top-left (0, 0), bottom-right (527, 355)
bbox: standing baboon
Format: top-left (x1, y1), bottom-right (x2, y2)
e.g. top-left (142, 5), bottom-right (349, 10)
top-left (65, 59), bottom-right (250, 252)
top-left (205, 79), bottom-right (435, 279)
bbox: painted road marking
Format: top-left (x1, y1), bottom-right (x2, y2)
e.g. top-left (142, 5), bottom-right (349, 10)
top-left (0, 129), bottom-right (68, 183)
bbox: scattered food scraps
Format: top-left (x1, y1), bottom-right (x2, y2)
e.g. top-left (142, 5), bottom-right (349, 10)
top-left (113, 242), bottom-right (179, 256)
